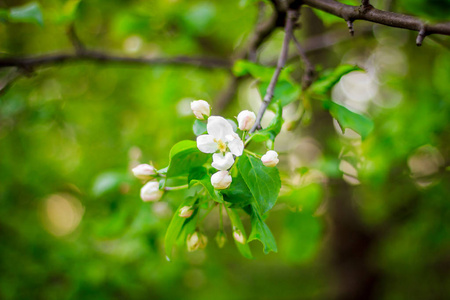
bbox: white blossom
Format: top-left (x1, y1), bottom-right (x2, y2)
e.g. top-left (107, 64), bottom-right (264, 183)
top-left (190, 100), bottom-right (210, 120)
top-left (211, 152), bottom-right (234, 171)
top-left (132, 164), bottom-right (156, 180)
top-left (211, 170), bottom-right (232, 189)
top-left (140, 181), bottom-right (163, 202)
top-left (261, 150), bottom-right (279, 167)
top-left (237, 110), bottom-right (256, 131)
top-left (196, 116), bottom-right (244, 156)
top-left (187, 232), bottom-right (207, 251)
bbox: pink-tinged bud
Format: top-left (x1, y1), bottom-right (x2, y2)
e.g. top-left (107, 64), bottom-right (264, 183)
top-left (233, 229), bottom-right (246, 244)
top-left (237, 110), bottom-right (256, 131)
top-left (261, 150), bottom-right (279, 167)
top-left (215, 231), bottom-right (227, 248)
top-left (132, 164), bottom-right (156, 180)
top-left (190, 100), bottom-right (211, 120)
top-left (140, 181), bottom-right (163, 202)
top-left (178, 206), bottom-right (194, 218)
top-left (211, 171), bottom-right (232, 189)
top-left (186, 232), bottom-right (208, 251)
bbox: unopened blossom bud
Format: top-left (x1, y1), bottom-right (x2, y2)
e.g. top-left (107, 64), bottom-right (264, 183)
top-left (233, 229), bottom-right (246, 244)
top-left (211, 170), bottom-right (232, 189)
top-left (261, 150), bottom-right (279, 167)
top-left (178, 206), bottom-right (194, 218)
top-left (140, 181), bottom-right (163, 202)
top-left (132, 164), bottom-right (156, 180)
top-left (187, 232), bottom-right (208, 252)
top-left (190, 100), bottom-right (211, 120)
top-left (237, 110), bottom-right (256, 131)
top-left (215, 231), bottom-right (227, 248)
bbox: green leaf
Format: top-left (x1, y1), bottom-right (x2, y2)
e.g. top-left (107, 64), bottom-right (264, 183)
top-left (56, 0), bottom-right (82, 24)
top-left (232, 60), bottom-right (275, 80)
top-left (188, 167), bottom-right (223, 203)
top-left (310, 65), bottom-right (361, 95)
top-left (8, 2), bottom-right (44, 26)
top-left (324, 100), bottom-right (374, 139)
top-left (248, 204), bottom-right (277, 254)
top-left (221, 170), bottom-right (253, 207)
top-left (237, 153), bottom-right (281, 214)
top-left (193, 119), bottom-right (207, 136)
top-left (225, 207), bottom-right (253, 259)
top-left (164, 196), bottom-right (198, 261)
top-left (258, 80), bottom-right (300, 107)
top-left (166, 140), bottom-right (209, 178)
top-left (91, 171), bottom-right (128, 197)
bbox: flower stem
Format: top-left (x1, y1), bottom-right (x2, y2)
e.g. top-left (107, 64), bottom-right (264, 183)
top-left (164, 184), bottom-right (189, 191)
top-left (244, 149), bottom-right (261, 158)
top-left (198, 202), bottom-right (217, 225)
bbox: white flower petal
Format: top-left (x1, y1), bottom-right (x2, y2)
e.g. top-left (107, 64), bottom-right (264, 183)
top-left (211, 170), bottom-right (232, 189)
top-left (237, 110), bottom-right (256, 131)
top-left (197, 135), bottom-right (218, 153)
top-left (212, 152), bottom-right (235, 171)
top-left (207, 116), bottom-right (234, 140)
top-left (261, 150), bottom-right (279, 167)
top-left (228, 137), bottom-right (244, 156)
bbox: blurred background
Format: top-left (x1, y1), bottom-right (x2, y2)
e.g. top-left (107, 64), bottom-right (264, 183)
top-left (0, 0), bottom-right (449, 299)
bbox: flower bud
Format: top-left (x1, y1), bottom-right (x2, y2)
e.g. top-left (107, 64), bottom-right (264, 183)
top-left (186, 232), bottom-right (208, 252)
top-left (178, 206), bottom-right (194, 218)
top-left (132, 164), bottom-right (156, 180)
top-left (190, 100), bottom-right (211, 120)
top-left (215, 231), bottom-right (227, 248)
top-left (187, 232), bottom-right (200, 252)
top-left (261, 150), bottom-right (279, 167)
top-left (233, 229), bottom-right (246, 244)
top-left (140, 181), bottom-right (163, 202)
top-left (237, 110), bottom-right (256, 131)
top-left (211, 171), bottom-right (232, 189)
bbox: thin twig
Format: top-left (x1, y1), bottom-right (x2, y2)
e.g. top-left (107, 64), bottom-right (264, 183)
top-left (250, 9), bottom-right (299, 133)
top-left (0, 51), bottom-right (231, 70)
top-left (291, 35), bottom-right (315, 89)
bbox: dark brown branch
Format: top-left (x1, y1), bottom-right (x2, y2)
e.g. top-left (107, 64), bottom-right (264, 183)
top-left (0, 51), bottom-right (232, 70)
top-left (302, 0), bottom-right (450, 40)
top-left (250, 9), bottom-right (299, 133)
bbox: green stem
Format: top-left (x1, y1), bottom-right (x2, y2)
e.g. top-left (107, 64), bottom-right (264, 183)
top-left (219, 203), bottom-right (224, 231)
top-left (198, 202), bottom-right (217, 225)
top-left (244, 149), bottom-right (261, 158)
top-left (164, 184), bottom-right (189, 191)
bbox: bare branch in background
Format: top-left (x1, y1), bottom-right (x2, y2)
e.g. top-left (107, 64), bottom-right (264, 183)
top-left (292, 35), bottom-right (315, 89)
top-left (302, 0), bottom-right (450, 43)
top-left (250, 9), bottom-right (299, 133)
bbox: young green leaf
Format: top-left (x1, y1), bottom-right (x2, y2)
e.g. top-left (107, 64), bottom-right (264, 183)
top-left (258, 80), bottom-right (300, 108)
top-left (248, 204), bottom-right (277, 254)
top-left (8, 2), bottom-right (43, 26)
top-left (249, 101), bottom-right (283, 143)
top-left (225, 206), bottom-right (253, 259)
top-left (189, 167), bottom-right (223, 203)
top-left (324, 100), bottom-right (374, 139)
top-left (166, 140), bottom-right (209, 178)
top-left (237, 153), bottom-right (281, 214)
top-left (310, 65), bottom-right (362, 95)
top-left (164, 196), bottom-right (198, 261)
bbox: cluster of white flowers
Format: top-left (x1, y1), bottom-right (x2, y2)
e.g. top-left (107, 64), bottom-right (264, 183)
top-left (191, 99), bottom-right (279, 189)
top-left (132, 100), bottom-right (281, 202)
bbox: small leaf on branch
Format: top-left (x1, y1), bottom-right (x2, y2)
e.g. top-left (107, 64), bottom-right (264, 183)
top-left (188, 167), bottom-right (224, 203)
top-left (237, 153), bottom-right (281, 215)
top-left (166, 140), bottom-right (209, 178)
top-left (225, 207), bottom-right (253, 259)
top-left (324, 100), bottom-right (374, 139)
top-left (310, 65), bottom-right (362, 95)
